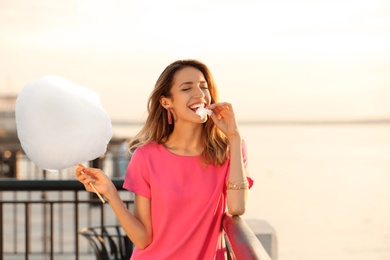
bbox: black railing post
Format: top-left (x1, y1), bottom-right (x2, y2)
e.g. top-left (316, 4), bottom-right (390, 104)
top-left (0, 202), bottom-right (3, 260)
top-left (50, 203), bottom-right (54, 260)
top-left (58, 191), bottom-right (64, 253)
top-left (25, 203), bottom-right (30, 260)
top-left (101, 202), bottom-right (105, 227)
top-left (42, 192), bottom-right (48, 255)
top-left (75, 190), bottom-right (79, 260)
top-left (13, 192), bottom-right (17, 254)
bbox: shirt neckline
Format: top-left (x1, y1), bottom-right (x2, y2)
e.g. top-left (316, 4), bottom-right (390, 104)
top-left (159, 143), bottom-right (202, 158)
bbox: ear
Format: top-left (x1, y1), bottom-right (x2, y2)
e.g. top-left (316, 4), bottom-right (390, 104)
top-left (160, 96), bottom-right (170, 109)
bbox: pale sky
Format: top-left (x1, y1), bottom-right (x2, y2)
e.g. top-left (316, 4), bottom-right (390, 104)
top-left (1, 0), bottom-right (390, 121)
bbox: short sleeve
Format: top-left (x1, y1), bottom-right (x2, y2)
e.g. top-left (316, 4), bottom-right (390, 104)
top-left (242, 139), bottom-right (254, 189)
top-left (123, 147), bottom-right (151, 199)
top-left (224, 139), bottom-right (254, 189)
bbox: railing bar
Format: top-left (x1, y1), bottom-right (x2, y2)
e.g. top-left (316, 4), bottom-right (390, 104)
top-left (87, 197), bottom-right (92, 255)
top-left (0, 200), bottom-right (117, 204)
top-left (75, 190), bottom-right (79, 260)
top-left (13, 191), bottom-right (17, 254)
top-left (59, 171), bottom-right (64, 254)
top-left (50, 203), bottom-right (54, 260)
top-left (87, 199), bottom-right (92, 228)
top-left (25, 203), bottom-right (29, 260)
top-left (42, 191), bottom-right (47, 255)
top-left (0, 179), bottom-right (125, 191)
top-left (101, 203), bottom-right (105, 227)
top-left (0, 202), bottom-right (3, 260)
top-left (27, 188), bottom-right (32, 257)
top-left (59, 191), bottom-right (64, 253)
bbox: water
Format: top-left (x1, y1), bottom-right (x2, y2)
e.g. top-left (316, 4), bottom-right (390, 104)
top-left (115, 123), bottom-right (390, 260)
top-left (239, 124), bottom-right (390, 260)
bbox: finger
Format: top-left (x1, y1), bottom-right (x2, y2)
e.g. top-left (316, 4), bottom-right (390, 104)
top-left (208, 101), bottom-right (230, 107)
top-left (75, 164), bottom-right (86, 176)
top-left (78, 171), bottom-right (91, 182)
top-left (81, 168), bottom-right (102, 180)
top-left (76, 166), bottom-right (94, 185)
top-left (209, 112), bottom-right (219, 122)
top-left (208, 106), bottom-right (232, 119)
top-left (208, 102), bottom-right (231, 109)
top-left (210, 109), bottom-right (220, 124)
top-left (77, 167), bottom-right (96, 178)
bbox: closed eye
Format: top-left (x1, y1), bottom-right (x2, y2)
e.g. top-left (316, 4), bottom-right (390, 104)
top-left (200, 84), bottom-right (208, 89)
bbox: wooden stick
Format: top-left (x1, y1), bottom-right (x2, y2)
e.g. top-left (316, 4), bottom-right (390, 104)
top-left (77, 164), bottom-right (105, 203)
top-left (88, 182), bottom-right (106, 203)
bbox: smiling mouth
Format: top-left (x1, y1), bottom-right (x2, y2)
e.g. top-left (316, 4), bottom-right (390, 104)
top-left (196, 107), bottom-right (213, 119)
top-left (189, 103), bottom-right (205, 112)
top-left (190, 103), bottom-right (212, 119)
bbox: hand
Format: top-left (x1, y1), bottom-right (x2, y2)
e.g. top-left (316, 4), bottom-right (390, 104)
top-left (75, 164), bottom-right (114, 197)
top-left (208, 102), bottom-right (240, 138)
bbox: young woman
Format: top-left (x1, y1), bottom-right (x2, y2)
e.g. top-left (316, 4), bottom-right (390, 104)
top-left (76, 59), bottom-right (253, 259)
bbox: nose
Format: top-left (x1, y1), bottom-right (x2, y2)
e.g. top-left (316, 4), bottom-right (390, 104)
top-left (193, 85), bottom-right (206, 98)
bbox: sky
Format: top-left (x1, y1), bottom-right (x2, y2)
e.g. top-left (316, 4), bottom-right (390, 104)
top-left (1, 0), bottom-right (390, 122)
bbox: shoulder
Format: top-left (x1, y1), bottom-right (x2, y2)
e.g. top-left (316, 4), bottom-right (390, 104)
top-left (132, 141), bottom-right (163, 159)
top-left (135, 141), bottom-right (159, 152)
top-left (126, 142), bottom-right (163, 178)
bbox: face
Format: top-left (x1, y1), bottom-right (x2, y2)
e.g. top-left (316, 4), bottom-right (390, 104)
top-left (162, 66), bottom-right (211, 124)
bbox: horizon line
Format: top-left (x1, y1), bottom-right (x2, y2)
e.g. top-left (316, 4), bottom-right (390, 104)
top-left (111, 118), bottom-right (390, 126)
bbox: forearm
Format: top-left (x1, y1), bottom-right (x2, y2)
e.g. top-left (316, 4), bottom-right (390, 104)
top-left (226, 133), bottom-right (249, 215)
top-left (105, 189), bottom-right (152, 249)
top-left (76, 166), bottom-right (152, 248)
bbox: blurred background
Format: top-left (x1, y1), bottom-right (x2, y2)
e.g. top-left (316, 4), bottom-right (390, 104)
top-left (1, 0), bottom-right (390, 259)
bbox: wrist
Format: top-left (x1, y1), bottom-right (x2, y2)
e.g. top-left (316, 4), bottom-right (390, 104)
top-left (104, 184), bottom-right (119, 203)
top-left (228, 131), bottom-right (241, 143)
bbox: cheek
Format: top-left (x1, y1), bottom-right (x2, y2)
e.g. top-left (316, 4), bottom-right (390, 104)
top-left (205, 91), bottom-right (212, 103)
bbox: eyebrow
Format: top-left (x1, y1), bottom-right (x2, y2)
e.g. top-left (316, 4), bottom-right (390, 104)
top-left (179, 80), bottom-right (207, 87)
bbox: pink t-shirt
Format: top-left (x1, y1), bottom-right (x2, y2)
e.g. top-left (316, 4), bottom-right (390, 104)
top-left (123, 141), bottom-right (253, 260)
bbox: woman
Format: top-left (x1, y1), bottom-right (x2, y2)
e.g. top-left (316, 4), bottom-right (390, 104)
top-left (76, 59), bottom-right (253, 259)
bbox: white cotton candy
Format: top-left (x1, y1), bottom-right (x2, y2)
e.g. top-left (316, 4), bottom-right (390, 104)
top-left (196, 107), bottom-right (213, 120)
top-left (15, 75), bottom-right (113, 170)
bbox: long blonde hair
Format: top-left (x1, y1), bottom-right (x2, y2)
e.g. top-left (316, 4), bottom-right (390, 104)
top-left (129, 59), bottom-right (229, 165)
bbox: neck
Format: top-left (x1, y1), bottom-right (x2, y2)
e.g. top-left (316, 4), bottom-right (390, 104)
top-left (164, 123), bottom-right (204, 156)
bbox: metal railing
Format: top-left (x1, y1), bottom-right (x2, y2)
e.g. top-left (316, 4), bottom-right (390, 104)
top-left (223, 215), bottom-right (272, 260)
top-left (1, 180), bottom-right (274, 260)
top-left (0, 179), bottom-right (133, 260)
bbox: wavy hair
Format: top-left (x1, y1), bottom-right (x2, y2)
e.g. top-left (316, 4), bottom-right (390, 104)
top-left (129, 59), bottom-right (229, 165)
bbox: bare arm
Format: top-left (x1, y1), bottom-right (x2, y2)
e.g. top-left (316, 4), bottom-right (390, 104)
top-left (76, 166), bottom-right (152, 249)
top-left (208, 102), bottom-right (249, 215)
top-left (226, 133), bottom-right (249, 215)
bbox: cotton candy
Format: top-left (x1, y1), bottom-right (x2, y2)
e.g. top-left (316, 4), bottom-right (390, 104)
top-left (196, 107), bottom-right (213, 120)
top-left (15, 75), bottom-right (113, 170)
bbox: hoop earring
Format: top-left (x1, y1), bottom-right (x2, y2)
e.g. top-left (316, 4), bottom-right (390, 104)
top-left (167, 108), bottom-right (172, 125)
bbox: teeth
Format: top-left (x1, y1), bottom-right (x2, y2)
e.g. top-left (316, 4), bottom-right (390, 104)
top-left (196, 107), bottom-right (213, 120)
top-left (190, 103), bottom-right (205, 109)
